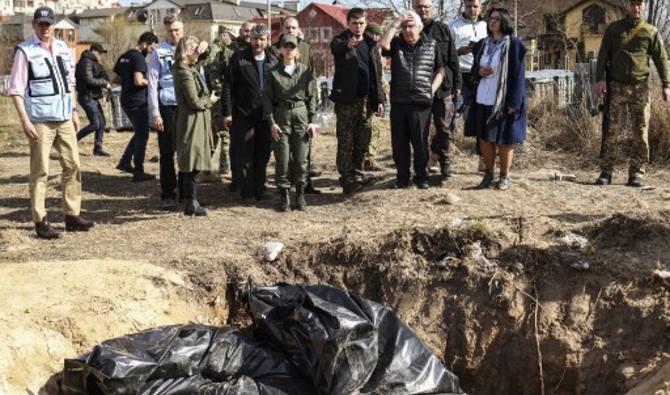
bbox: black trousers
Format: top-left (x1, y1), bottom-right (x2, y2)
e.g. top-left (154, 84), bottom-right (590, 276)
top-left (158, 105), bottom-right (178, 200)
top-left (179, 171), bottom-right (199, 200)
top-left (230, 117), bottom-right (271, 199)
top-left (390, 103), bottom-right (432, 184)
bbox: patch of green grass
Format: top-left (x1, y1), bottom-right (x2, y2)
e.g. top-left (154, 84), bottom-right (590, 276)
top-left (466, 220), bottom-right (489, 235)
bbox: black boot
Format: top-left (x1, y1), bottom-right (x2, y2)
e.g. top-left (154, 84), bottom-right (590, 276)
top-left (183, 199), bottom-right (207, 216)
top-left (595, 171), bottom-right (612, 185)
top-left (278, 188), bottom-right (290, 212)
top-left (477, 170), bottom-right (494, 189)
top-left (295, 185), bottom-right (306, 211)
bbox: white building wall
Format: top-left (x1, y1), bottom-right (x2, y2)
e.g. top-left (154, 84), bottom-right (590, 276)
top-left (1, 0), bottom-right (15, 16)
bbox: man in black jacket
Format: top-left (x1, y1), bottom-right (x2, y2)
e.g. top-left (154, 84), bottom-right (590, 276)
top-left (222, 24), bottom-right (278, 204)
top-left (75, 43), bottom-right (111, 156)
top-left (414, 0), bottom-right (461, 178)
top-left (380, 11), bottom-right (445, 189)
top-left (330, 8), bottom-right (384, 195)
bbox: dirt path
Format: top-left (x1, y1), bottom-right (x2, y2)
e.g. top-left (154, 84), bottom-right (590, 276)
top-left (0, 121), bottom-right (669, 394)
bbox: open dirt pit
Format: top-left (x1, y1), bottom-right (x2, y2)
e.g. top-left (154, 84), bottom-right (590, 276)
top-left (0, 114), bottom-right (669, 394)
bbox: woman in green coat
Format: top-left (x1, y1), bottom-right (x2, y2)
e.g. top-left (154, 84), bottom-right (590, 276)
top-left (264, 34), bottom-right (317, 212)
top-left (173, 36), bottom-right (219, 216)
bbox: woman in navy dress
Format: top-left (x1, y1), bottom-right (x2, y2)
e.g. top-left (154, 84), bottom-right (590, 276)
top-left (465, 7), bottom-right (527, 190)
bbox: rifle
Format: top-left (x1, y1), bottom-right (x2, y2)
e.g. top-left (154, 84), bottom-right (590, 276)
top-left (599, 77), bottom-right (611, 159)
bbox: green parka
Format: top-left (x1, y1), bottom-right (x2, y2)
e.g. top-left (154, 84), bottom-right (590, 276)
top-left (172, 62), bottom-right (213, 172)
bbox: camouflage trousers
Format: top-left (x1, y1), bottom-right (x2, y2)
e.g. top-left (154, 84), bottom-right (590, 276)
top-left (601, 81), bottom-right (650, 176)
top-left (364, 115), bottom-right (382, 169)
top-left (335, 97), bottom-right (372, 184)
top-left (211, 106), bottom-right (230, 174)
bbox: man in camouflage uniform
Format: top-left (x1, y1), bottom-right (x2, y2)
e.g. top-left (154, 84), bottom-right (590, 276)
top-left (330, 8), bottom-right (384, 194)
top-left (363, 22), bottom-right (386, 172)
top-left (202, 26), bottom-right (235, 179)
top-left (595, 0), bottom-right (670, 187)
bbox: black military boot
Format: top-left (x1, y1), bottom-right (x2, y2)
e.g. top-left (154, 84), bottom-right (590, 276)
top-left (278, 188), bottom-right (290, 212)
top-left (627, 174), bottom-right (644, 187)
top-left (595, 171), bottom-right (612, 185)
top-left (440, 160), bottom-right (453, 178)
top-left (184, 199), bottom-right (207, 216)
top-left (295, 185), bottom-right (306, 211)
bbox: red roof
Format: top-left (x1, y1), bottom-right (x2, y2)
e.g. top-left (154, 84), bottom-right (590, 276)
top-left (302, 3), bottom-right (391, 28)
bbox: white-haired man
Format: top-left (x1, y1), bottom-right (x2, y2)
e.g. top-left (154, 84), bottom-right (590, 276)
top-left (380, 11), bottom-right (446, 189)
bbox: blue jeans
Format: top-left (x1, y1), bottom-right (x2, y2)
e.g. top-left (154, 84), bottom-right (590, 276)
top-left (76, 97), bottom-right (105, 151)
top-left (120, 104), bottom-right (150, 174)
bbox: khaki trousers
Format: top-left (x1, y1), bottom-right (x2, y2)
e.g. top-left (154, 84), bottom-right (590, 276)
top-left (29, 120), bottom-right (81, 222)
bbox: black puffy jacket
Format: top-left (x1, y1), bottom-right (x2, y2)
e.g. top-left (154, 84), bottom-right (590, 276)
top-left (75, 50), bottom-right (109, 100)
top-left (389, 35), bottom-right (436, 106)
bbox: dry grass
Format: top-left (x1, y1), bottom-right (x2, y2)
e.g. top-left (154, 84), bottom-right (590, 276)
top-left (648, 94), bottom-right (670, 165)
top-left (527, 87), bottom-right (670, 166)
top-left (527, 99), bottom-right (601, 165)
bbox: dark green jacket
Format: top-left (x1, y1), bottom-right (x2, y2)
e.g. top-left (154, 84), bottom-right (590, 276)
top-left (596, 17), bottom-right (670, 87)
top-left (263, 62), bottom-right (317, 127)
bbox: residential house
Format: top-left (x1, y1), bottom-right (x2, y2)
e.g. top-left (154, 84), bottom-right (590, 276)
top-left (122, 0), bottom-right (294, 43)
top-left (538, 0), bottom-right (624, 69)
top-left (1, 0), bottom-right (14, 16)
top-left (73, 7), bottom-right (128, 31)
top-left (12, 0), bottom-right (116, 15)
top-left (296, 3), bottom-right (391, 77)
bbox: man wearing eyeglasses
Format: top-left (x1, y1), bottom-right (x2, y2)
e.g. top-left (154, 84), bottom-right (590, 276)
top-left (148, 14), bottom-right (184, 211)
top-left (9, 6), bottom-right (94, 239)
top-left (414, 0), bottom-right (461, 179)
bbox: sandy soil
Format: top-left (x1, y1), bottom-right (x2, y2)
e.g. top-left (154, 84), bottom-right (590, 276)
top-left (0, 117), bottom-right (669, 394)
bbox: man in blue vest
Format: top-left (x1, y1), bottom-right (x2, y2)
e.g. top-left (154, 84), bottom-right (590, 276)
top-left (148, 14), bottom-right (184, 211)
top-left (8, 6), bottom-right (94, 239)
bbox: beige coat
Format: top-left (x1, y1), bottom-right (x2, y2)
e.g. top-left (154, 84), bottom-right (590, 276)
top-left (173, 62), bottom-right (213, 172)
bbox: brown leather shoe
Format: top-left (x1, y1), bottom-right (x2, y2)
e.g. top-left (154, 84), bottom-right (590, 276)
top-left (65, 215), bottom-right (95, 232)
top-left (35, 219), bottom-right (61, 239)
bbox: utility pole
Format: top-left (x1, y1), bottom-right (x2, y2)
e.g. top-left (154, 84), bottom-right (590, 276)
top-left (514, 0), bottom-right (518, 35)
top-left (267, 0), bottom-right (271, 41)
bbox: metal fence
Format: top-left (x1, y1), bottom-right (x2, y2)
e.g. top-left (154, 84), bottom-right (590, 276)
top-left (0, 75), bottom-right (10, 95)
top-left (525, 61), bottom-right (599, 113)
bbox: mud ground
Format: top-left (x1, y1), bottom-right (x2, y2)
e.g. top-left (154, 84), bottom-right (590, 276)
top-left (0, 114), bottom-right (669, 394)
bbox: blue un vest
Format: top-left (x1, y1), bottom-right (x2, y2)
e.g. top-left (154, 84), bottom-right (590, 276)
top-left (156, 41), bottom-right (176, 106)
top-left (17, 36), bottom-right (73, 122)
